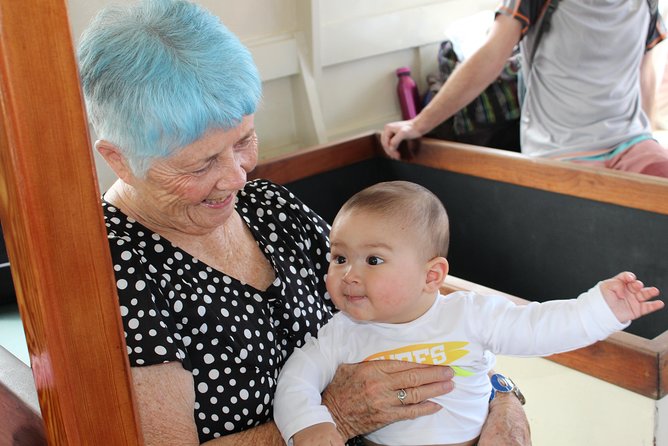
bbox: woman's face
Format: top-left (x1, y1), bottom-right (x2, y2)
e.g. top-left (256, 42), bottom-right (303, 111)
top-left (130, 115), bottom-right (258, 236)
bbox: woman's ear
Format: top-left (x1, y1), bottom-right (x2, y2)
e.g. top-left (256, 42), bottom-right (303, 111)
top-left (95, 140), bottom-right (135, 183)
top-left (425, 256), bottom-right (449, 292)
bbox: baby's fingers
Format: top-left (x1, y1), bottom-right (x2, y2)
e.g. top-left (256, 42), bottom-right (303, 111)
top-left (639, 298), bottom-right (665, 316)
top-left (635, 285), bottom-right (660, 301)
top-left (637, 286), bottom-right (664, 316)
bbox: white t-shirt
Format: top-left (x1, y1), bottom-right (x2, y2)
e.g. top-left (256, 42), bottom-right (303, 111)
top-left (501, 0), bottom-right (656, 158)
top-left (274, 285), bottom-right (627, 445)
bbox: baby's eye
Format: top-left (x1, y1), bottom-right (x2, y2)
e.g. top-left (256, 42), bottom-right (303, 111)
top-left (333, 255), bottom-right (346, 264)
top-left (367, 256), bottom-right (384, 266)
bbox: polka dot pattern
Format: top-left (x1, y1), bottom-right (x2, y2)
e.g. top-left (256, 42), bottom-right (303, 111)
top-left (104, 180), bottom-right (333, 442)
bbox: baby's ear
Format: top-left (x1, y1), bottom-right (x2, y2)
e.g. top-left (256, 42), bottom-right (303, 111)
top-left (425, 257), bottom-right (449, 292)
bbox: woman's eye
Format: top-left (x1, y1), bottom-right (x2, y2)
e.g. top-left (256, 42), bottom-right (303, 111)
top-left (367, 256), bottom-right (384, 266)
top-left (234, 135), bottom-right (256, 150)
top-left (192, 160), bottom-right (214, 174)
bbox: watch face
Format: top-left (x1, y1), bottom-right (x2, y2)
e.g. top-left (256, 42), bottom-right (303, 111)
top-left (490, 373), bottom-right (526, 405)
top-left (491, 374), bottom-right (514, 392)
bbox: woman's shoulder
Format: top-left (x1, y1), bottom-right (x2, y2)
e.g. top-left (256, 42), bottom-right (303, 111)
top-left (241, 179), bottom-right (296, 204)
top-left (240, 179), bottom-right (323, 223)
top-left (102, 199), bottom-right (155, 245)
top-left (102, 199), bottom-right (130, 236)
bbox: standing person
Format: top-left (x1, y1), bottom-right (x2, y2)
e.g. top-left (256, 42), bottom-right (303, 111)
top-left (273, 181), bottom-right (664, 446)
top-left (381, 1), bottom-right (668, 178)
top-left (77, 0), bottom-right (530, 444)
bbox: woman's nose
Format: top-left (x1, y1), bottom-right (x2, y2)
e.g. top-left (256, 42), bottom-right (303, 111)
top-left (215, 157), bottom-right (246, 190)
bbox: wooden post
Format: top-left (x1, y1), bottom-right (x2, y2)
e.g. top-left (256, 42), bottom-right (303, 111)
top-left (0, 0), bottom-right (143, 444)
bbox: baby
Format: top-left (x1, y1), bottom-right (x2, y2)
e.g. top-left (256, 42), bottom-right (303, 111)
top-left (273, 180), bottom-right (663, 446)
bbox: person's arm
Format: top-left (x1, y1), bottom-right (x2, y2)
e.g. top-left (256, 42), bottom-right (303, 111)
top-left (380, 14), bottom-right (522, 157)
top-left (478, 391), bottom-right (531, 446)
top-left (131, 362), bottom-right (285, 446)
top-left (321, 360), bottom-right (456, 440)
top-left (643, 5), bottom-right (667, 127)
top-left (640, 50), bottom-right (657, 124)
top-left (273, 333), bottom-right (344, 445)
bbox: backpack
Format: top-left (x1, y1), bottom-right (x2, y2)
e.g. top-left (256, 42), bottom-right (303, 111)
top-left (423, 40), bottom-right (521, 152)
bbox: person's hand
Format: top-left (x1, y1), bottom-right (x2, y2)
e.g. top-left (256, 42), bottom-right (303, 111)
top-left (478, 391), bottom-right (531, 446)
top-left (320, 360), bottom-right (454, 440)
top-left (600, 272), bottom-right (663, 323)
top-left (380, 119), bottom-right (423, 159)
top-left (292, 423), bottom-right (345, 446)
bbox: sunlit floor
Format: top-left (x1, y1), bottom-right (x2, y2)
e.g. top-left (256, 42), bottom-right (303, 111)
top-left (0, 302), bottom-right (29, 365)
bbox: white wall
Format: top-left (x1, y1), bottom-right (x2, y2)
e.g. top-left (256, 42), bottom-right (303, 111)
top-left (66, 0), bottom-right (498, 191)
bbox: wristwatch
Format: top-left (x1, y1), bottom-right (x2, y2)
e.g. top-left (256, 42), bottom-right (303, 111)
top-left (489, 373), bottom-right (526, 405)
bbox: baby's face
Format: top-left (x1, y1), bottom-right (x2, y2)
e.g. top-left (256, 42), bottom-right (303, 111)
top-left (326, 210), bottom-right (435, 323)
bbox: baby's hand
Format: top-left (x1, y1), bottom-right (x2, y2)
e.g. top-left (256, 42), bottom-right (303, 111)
top-left (292, 422), bottom-right (345, 446)
top-left (600, 272), bottom-right (664, 323)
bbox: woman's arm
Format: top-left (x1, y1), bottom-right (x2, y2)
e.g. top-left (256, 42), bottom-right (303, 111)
top-left (478, 391), bottom-right (531, 446)
top-left (320, 361), bottom-right (455, 440)
top-left (321, 361), bottom-right (530, 444)
top-left (131, 363), bottom-right (284, 446)
top-left (133, 360), bottom-right (529, 445)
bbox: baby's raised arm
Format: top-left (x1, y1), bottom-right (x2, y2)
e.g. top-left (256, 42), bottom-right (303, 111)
top-left (600, 272), bottom-right (664, 323)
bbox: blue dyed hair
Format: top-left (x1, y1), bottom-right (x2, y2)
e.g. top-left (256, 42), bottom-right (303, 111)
top-left (78, 0), bottom-right (262, 176)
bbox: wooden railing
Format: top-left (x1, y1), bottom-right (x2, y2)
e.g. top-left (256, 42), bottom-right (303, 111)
top-left (0, 0), bottom-right (142, 444)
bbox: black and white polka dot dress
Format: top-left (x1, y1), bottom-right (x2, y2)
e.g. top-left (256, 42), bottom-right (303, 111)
top-left (104, 179), bottom-right (334, 442)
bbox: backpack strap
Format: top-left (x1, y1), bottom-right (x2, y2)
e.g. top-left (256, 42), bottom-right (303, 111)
top-left (530, 0), bottom-right (561, 62)
top-left (533, 0), bottom-right (657, 60)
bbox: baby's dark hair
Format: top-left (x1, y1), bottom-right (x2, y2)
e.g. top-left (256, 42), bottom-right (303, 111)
top-left (337, 181), bottom-right (450, 258)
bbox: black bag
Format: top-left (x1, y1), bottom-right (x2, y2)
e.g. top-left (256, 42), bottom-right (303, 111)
top-left (424, 39), bottom-right (522, 152)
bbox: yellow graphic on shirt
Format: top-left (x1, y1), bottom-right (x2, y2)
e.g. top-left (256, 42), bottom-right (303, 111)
top-left (363, 342), bottom-right (473, 376)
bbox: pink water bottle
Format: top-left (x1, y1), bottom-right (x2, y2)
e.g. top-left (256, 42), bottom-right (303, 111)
top-left (396, 67), bottom-right (420, 120)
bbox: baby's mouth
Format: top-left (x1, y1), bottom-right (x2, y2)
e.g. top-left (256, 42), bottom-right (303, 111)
top-left (345, 293), bottom-right (366, 301)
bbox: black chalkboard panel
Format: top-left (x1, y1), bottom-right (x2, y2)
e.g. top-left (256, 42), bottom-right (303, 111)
top-left (284, 158), bottom-right (668, 340)
top-left (0, 223), bottom-right (17, 305)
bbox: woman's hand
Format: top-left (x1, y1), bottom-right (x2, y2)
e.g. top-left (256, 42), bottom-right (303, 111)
top-left (320, 361), bottom-right (455, 440)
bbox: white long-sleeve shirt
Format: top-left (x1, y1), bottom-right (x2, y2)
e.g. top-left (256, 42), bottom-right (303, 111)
top-left (274, 284), bottom-right (627, 445)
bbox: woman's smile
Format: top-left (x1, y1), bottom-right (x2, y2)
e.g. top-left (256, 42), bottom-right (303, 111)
top-left (201, 193), bottom-right (236, 209)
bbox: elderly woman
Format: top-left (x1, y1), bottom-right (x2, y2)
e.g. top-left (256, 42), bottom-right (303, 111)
top-left (77, 0), bottom-right (530, 445)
